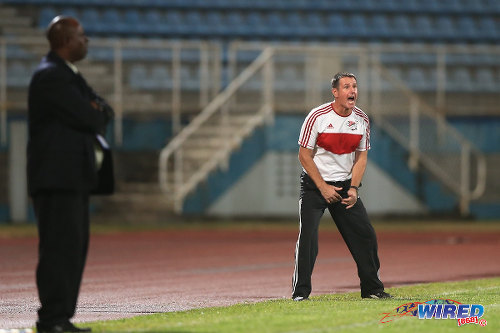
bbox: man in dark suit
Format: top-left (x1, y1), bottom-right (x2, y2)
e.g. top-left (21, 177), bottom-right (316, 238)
top-left (27, 16), bottom-right (114, 333)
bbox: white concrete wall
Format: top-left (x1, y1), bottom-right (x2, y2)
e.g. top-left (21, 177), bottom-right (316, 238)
top-left (208, 152), bottom-right (426, 217)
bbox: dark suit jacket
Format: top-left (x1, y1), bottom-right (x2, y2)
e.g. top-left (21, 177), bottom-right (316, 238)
top-left (27, 51), bottom-right (114, 196)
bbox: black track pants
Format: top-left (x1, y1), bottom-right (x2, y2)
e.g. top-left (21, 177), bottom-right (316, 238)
top-left (292, 172), bottom-right (384, 298)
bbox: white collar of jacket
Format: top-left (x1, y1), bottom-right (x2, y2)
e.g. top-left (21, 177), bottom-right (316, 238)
top-left (64, 60), bottom-right (79, 74)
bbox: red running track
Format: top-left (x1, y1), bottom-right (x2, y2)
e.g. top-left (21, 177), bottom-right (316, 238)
top-left (1, 227), bottom-right (500, 329)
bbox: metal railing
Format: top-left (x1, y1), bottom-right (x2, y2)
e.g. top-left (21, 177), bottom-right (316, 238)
top-left (159, 47), bottom-right (275, 213)
top-left (0, 37), bottom-right (221, 145)
top-left (369, 56), bottom-right (487, 215)
top-left (159, 43), bottom-right (489, 215)
top-left (0, 37), bottom-right (492, 215)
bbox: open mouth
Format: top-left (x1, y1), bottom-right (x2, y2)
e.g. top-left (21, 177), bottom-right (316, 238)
top-left (347, 96), bottom-right (356, 102)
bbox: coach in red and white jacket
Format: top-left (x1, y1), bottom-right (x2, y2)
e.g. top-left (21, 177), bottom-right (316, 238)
top-left (292, 72), bottom-right (392, 301)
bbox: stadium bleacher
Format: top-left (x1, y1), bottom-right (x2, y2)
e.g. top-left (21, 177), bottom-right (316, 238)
top-left (1, 0), bottom-right (499, 94)
top-left (2, 0), bottom-right (493, 43)
top-left (0, 0), bottom-right (499, 220)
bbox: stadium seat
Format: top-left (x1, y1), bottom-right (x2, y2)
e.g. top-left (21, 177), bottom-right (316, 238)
top-left (180, 66), bottom-right (199, 90)
top-left (475, 68), bottom-right (497, 92)
top-left (100, 9), bottom-right (122, 34)
top-left (392, 15), bottom-right (413, 41)
top-left (265, 12), bottom-right (288, 39)
top-left (7, 61), bottom-right (31, 87)
top-left (246, 12), bottom-right (268, 38)
top-left (304, 13), bottom-right (325, 38)
top-left (165, 11), bottom-right (186, 36)
top-left (456, 16), bottom-right (477, 40)
top-left (406, 67), bottom-right (428, 91)
top-left (370, 15), bottom-right (391, 40)
top-left (275, 65), bottom-right (304, 91)
top-left (151, 65), bottom-right (172, 89)
top-left (326, 14), bottom-right (347, 39)
top-left (447, 68), bottom-right (473, 92)
top-left (476, 17), bottom-right (497, 41)
top-left (39, 7), bottom-right (57, 28)
top-left (414, 16), bottom-right (434, 40)
top-left (123, 10), bottom-right (142, 34)
top-left (81, 8), bottom-right (99, 27)
top-left (226, 12), bottom-right (249, 38)
top-left (205, 11), bottom-right (226, 38)
top-left (129, 64), bottom-right (148, 89)
top-left (182, 11), bottom-right (204, 37)
top-left (348, 14), bottom-right (369, 39)
top-left (435, 16), bottom-right (456, 41)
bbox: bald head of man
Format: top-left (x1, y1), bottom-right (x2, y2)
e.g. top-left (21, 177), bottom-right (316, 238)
top-left (46, 16), bottom-right (88, 63)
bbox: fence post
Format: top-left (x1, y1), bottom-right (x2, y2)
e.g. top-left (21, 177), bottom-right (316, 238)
top-left (113, 40), bottom-right (123, 146)
top-left (408, 97), bottom-right (420, 171)
top-left (460, 144), bottom-right (471, 216)
top-left (9, 121), bottom-right (28, 222)
top-left (0, 39), bottom-right (6, 145)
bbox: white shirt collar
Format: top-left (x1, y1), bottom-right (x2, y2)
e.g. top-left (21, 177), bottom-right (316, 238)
top-left (64, 60), bottom-right (79, 74)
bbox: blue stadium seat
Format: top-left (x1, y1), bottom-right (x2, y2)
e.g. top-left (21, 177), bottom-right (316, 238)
top-left (205, 11), bottom-right (226, 37)
top-left (392, 15), bottom-right (412, 40)
top-left (475, 68), bottom-right (497, 92)
top-left (381, 67), bottom-right (404, 90)
top-left (435, 16), bottom-right (456, 41)
top-left (447, 68), bottom-right (473, 92)
top-left (151, 65), bottom-right (172, 89)
top-left (407, 67), bottom-right (434, 91)
top-left (348, 14), bottom-right (368, 39)
top-left (81, 8), bottom-right (99, 27)
top-left (246, 12), bottom-right (268, 38)
top-left (303, 13), bottom-right (325, 38)
top-left (7, 61), bottom-right (31, 87)
top-left (456, 17), bottom-right (477, 40)
top-left (326, 14), bottom-right (347, 39)
top-left (58, 8), bottom-right (79, 21)
top-left (414, 16), bottom-right (433, 40)
top-left (100, 9), bottom-right (122, 34)
top-left (6, 45), bottom-right (34, 60)
top-left (476, 17), bottom-right (497, 41)
top-left (275, 65), bottom-right (304, 91)
top-left (129, 64), bottom-right (148, 89)
top-left (265, 12), bottom-right (288, 39)
top-left (180, 66), bottom-right (199, 90)
top-left (370, 15), bottom-right (391, 39)
top-left (123, 10), bottom-right (141, 34)
top-left (39, 7), bottom-right (57, 28)
top-left (144, 10), bottom-right (162, 26)
top-left (226, 12), bottom-right (249, 38)
top-left (164, 11), bottom-right (186, 36)
top-left (184, 11), bottom-right (205, 37)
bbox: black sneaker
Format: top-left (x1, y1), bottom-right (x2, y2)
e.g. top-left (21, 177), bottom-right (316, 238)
top-left (362, 291), bottom-right (393, 299)
top-left (293, 296), bottom-right (309, 301)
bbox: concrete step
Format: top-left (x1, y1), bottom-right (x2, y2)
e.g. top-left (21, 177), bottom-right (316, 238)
top-left (0, 16), bottom-right (32, 27)
top-left (92, 182), bottom-right (176, 223)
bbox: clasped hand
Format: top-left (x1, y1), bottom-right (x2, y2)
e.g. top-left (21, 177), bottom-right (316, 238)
top-left (320, 185), bottom-right (357, 209)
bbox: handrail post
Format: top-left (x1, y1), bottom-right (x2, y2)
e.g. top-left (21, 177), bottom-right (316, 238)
top-left (113, 40), bottom-right (123, 146)
top-left (370, 53), bottom-right (382, 120)
top-left (262, 48), bottom-right (274, 124)
top-left (172, 43), bottom-right (181, 136)
top-left (0, 39), bottom-right (7, 145)
top-left (460, 144), bottom-right (471, 216)
top-left (408, 97), bottom-right (420, 171)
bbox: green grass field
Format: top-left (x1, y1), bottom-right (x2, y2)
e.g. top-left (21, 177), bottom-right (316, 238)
top-left (88, 277), bottom-right (499, 333)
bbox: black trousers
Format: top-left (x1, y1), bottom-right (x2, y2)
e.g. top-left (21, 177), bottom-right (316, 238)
top-left (33, 191), bottom-right (90, 325)
top-left (292, 172), bottom-right (384, 298)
